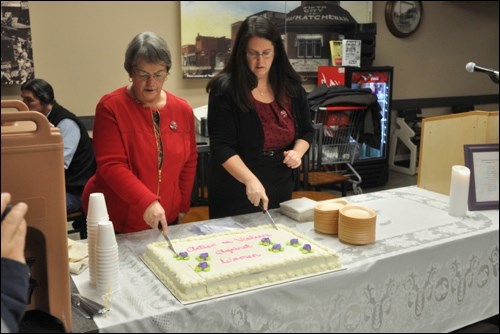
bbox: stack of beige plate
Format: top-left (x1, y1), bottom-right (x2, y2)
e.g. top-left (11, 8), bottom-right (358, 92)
top-left (338, 205), bottom-right (377, 245)
top-left (314, 199), bottom-right (348, 234)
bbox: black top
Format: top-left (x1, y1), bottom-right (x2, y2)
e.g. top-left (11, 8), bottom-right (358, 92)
top-left (47, 103), bottom-right (96, 195)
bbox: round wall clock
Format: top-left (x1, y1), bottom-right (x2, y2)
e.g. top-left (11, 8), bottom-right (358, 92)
top-left (385, 1), bottom-right (423, 38)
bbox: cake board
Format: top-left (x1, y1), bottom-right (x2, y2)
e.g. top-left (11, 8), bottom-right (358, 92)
top-left (140, 256), bottom-right (346, 305)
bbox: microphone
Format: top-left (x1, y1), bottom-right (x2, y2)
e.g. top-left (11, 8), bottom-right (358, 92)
top-left (465, 62), bottom-right (499, 79)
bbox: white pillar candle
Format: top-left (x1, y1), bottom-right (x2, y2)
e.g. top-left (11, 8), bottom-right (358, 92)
top-left (448, 165), bottom-right (471, 217)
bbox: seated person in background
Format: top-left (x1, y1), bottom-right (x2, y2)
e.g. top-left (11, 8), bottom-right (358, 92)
top-left (82, 32), bottom-right (197, 234)
top-left (1, 192), bottom-right (29, 333)
top-left (20, 79), bottom-right (96, 214)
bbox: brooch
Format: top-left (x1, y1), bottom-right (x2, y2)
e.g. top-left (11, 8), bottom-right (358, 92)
top-left (170, 121), bottom-right (177, 130)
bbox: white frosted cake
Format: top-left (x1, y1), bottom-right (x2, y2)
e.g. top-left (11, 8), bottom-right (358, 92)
top-left (143, 224), bottom-right (340, 302)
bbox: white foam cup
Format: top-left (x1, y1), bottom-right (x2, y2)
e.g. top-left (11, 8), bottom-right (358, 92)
top-left (96, 221), bottom-right (117, 249)
top-left (96, 279), bottom-right (119, 294)
top-left (87, 193), bottom-right (109, 221)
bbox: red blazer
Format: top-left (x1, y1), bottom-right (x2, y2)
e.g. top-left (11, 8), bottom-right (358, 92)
top-left (83, 87), bottom-right (197, 233)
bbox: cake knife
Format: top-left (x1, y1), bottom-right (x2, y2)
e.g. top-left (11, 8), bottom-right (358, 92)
top-left (259, 202), bottom-right (279, 230)
top-left (158, 224), bottom-right (178, 255)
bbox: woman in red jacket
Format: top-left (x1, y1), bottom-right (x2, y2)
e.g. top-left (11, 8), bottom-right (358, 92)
top-left (83, 32), bottom-right (197, 234)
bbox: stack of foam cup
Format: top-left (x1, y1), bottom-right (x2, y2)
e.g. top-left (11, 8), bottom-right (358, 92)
top-left (86, 193), bottom-right (109, 287)
top-left (95, 220), bottom-right (119, 294)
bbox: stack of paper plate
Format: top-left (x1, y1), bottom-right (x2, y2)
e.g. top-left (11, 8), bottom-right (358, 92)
top-left (338, 205), bottom-right (377, 245)
top-left (314, 199), bottom-right (348, 234)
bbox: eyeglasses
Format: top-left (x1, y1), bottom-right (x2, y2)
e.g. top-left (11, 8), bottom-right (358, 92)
top-left (246, 50), bottom-right (273, 60)
top-left (133, 69), bottom-right (168, 82)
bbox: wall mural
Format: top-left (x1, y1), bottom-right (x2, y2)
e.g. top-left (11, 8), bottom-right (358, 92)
top-left (180, 1), bottom-right (373, 80)
top-left (1, 0), bottom-right (34, 85)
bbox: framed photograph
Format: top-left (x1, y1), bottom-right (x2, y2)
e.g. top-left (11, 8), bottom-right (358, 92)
top-left (463, 143), bottom-right (499, 210)
top-left (1, 1), bottom-right (35, 85)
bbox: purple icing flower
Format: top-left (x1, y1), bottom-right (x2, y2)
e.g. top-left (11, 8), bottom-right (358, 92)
top-left (261, 237), bottom-right (271, 244)
top-left (174, 251), bottom-right (190, 260)
top-left (290, 238), bottom-right (299, 245)
top-left (198, 262), bottom-right (209, 270)
top-left (272, 243), bottom-right (282, 251)
top-left (199, 252), bottom-right (209, 260)
top-left (302, 244), bottom-right (312, 252)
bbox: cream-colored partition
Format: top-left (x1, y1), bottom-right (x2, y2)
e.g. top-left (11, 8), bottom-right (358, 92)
top-left (417, 111), bottom-right (499, 195)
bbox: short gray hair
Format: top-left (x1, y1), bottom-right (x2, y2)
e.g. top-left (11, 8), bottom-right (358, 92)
top-left (124, 32), bottom-right (172, 75)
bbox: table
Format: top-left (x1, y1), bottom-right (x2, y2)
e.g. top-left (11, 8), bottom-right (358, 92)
top-left (72, 186), bottom-right (499, 332)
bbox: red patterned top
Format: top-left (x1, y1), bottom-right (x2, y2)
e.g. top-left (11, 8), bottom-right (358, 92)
top-left (254, 98), bottom-right (295, 151)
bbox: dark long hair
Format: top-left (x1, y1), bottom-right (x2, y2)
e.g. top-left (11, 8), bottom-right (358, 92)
top-left (206, 15), bottom-right (303, 112)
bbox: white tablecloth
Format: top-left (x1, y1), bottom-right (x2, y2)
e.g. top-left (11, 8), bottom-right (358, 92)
top-left (72, 186), bottom-right (499, 332)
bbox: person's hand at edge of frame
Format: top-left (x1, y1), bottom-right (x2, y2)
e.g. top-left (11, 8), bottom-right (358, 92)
top-left (1, 192), bottom-right (28, 264)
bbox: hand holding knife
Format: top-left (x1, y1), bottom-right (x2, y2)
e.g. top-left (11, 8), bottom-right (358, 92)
top-left (158, 223), bottom-right (178, 256)
top-left (259, 201), bottom-right (279, 230)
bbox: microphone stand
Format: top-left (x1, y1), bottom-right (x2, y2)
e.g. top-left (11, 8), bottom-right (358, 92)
top-left (488, 74), bottom-right (499, 84)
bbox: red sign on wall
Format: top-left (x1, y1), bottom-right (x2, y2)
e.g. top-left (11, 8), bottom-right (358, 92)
top-left (317, 66), bottom-right (346, 87)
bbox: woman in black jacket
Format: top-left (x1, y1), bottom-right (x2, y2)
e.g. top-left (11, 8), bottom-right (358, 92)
top-left (206, 15), bottom-right (314, 219)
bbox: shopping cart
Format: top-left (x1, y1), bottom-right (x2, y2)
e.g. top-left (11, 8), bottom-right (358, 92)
top-left (310, 105), bottom-right (366, 195)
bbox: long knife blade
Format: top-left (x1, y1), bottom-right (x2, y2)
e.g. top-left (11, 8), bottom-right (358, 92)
top-left (259, 203), bottom-right (279, 230)
top-left (158, 225), bottom-right (178, 255)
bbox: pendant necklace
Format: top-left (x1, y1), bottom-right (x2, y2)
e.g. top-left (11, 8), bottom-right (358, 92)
top-left (128, 85), bottom-right (144, 105)
top-left (128, 85), bottom-right (165, 110)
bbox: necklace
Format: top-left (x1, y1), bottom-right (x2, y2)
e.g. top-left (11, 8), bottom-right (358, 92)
top-left (256, 84), bottom-right (272, 97)
top-left (128, 85), bottom-right (165, 109)
top-left (128, 85), bottom-right (144, 105)
top-left (255, 87), bottom-right (264, 96)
